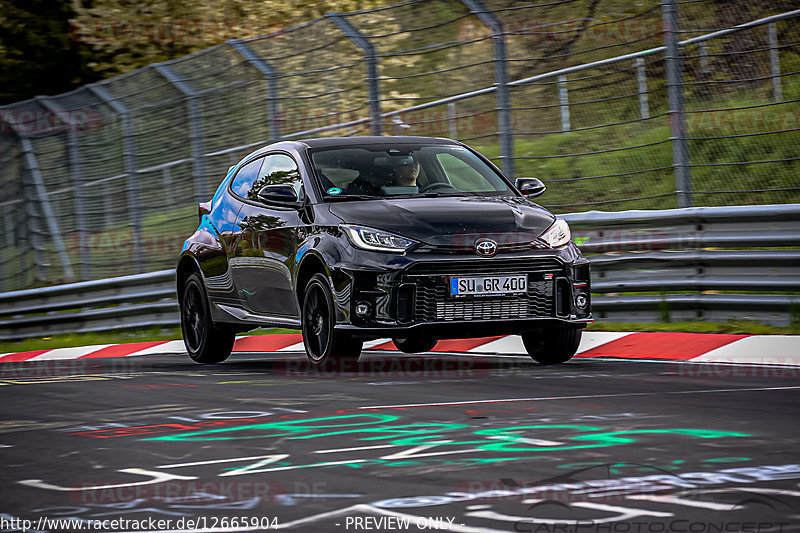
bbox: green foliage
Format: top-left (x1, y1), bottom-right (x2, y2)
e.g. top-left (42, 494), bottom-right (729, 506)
top-left (0, 0), bottom-right (99, 103)
top-left (0, 0), bottom-right (396, 103)
top-left (70, 0), bottom-right (397, 80)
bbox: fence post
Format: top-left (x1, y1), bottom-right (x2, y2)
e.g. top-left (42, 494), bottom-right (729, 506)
top-left (447, 102), bottom-right (458, 138)
top-left (558, 75), bottom-right (570, 131)
top-left (327, 14), bottom-right (382, 136)
top-left (154, 64), bottom-right (208, 203)
top-left (768, 23), bottom-right (783, 102)
top-left (162, 166), bottom-right (172, 209)
top-left (634, 57), bottom-right (650, 119)
top-left (697, 42), bottom-right (710, 77)
top-left (229, 41), bottom-right (282, 141)
top-left (21, 164), bottom-right (42, 283)
top-left (21, 138), bottom-right (75, 281)
top-left (37, 96), bottom-right (90, 280)
top-left (461, 0), bottom-right (514, 179)
top-left (87, 83), bottom-right (145, 274)
top-left (662, 0), bottom-right (693, 208)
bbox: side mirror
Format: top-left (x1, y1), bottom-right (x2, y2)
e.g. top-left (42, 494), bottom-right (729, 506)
top-left (257, 184), bottom-right (301, 206)
top-left (515, 177), bottom-right (546, 197)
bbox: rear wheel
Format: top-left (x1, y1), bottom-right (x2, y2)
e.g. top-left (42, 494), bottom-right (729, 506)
top-left (302, 273), bottom-right (363, 368)
top-left (392, 336), bottom-right (438, 354)
top-left (521, 327), bottom-right (582, 365)
top-left (180, 272), bottom-right (235, 364)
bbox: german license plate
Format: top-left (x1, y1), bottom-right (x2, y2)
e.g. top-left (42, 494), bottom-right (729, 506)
top-left (449, 274), bottom-right (528, 297)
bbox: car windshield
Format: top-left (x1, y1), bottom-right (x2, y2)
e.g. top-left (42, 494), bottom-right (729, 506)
top-left (309, 144), bottom-right (515, 200)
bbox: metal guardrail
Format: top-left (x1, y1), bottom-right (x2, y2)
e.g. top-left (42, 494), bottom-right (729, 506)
top-left (0, 204), bottom-right (797, 341)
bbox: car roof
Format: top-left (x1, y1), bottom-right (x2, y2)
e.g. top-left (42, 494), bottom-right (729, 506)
top-left (296, 136), bottom-right (461, 149)
top-left (236, 136), bottom-right (463, 168)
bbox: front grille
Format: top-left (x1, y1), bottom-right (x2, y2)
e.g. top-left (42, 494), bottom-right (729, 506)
top-left (406, 259), bottom-right (561, 322)
top-left (415, 240), bottom-right (549, 255)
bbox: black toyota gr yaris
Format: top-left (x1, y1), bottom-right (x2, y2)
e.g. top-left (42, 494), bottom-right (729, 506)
top-left (178, 136), bottom-right (592, 367)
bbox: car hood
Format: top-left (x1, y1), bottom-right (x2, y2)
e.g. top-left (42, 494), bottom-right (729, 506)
top-left (326, 196), bottom-right (556, 247)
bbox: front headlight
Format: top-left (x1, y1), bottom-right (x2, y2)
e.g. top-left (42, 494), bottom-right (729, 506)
top-left (539, 219), bottom-right (571, 248)
top-left (340, 224), bottom-right (418, 253)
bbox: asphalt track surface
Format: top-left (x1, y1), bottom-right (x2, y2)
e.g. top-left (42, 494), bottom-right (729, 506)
top-left (1, 350), bottom-right (799, 532)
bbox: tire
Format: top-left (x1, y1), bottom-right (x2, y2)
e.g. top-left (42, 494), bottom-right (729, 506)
top-left (302, 273), bottom-right (363, 368)
top-left (521, 327), bottom-right (582, 365)
top-left (180, 272), bottom-right (235, 364)
top-left (392, 336), bottom-right (438, 354)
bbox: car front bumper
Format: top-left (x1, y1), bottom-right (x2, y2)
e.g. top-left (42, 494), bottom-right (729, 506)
top-left (328, 242), bottom-right (592, 340)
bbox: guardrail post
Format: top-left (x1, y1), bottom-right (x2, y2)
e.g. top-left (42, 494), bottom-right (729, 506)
top-left (768, 22), bottom-right (783, 102)
top-left (634, 57), bottom-right (649, 119)
top-left (327, 14), bottom-right (382, 136)
top-left (461, 0), bottom-right (514, 179)
top-left (558, 74), bottom-right (570, 131)
top-left (154, 64), bottom-right (208, 203)
top-left (21, 138), bottom-right (75, 281)
top-left (88, 83), bottom-right (145, 274)
top-left (662, 0), bottom-right (693, 208)
top-left (229, 41), bottom-right (282, 141)
top-left (37, 96), bottom-right (90, 280)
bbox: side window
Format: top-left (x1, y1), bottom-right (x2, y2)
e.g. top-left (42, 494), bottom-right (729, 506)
top-left (436, 153), bottom-right (486, 191)
top-left (230, 157), bottom-right (265, 198)
top-left (247, 154), bottom-right (302, 201)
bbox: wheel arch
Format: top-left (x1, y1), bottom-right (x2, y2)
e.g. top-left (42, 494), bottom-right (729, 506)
top-left (295, 252), bottom-right (330, 309)
top-left (177, 254), bottom-right (203, 300)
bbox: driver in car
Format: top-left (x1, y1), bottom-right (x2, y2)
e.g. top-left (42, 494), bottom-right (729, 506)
top-left (393, 155), bottom-right (420, 187)
top-left (343, 154), bottom-right (420, 196)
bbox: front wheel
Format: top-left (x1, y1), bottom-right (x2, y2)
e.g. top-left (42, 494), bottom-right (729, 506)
top-left (302, 273), bottom-right (363, 368)
top-left (392, 336), bottom-right (438, 354)
top-left (521, 327), bottom-right (582, 365)
top-left (180, 272), bottom-right (235, 364)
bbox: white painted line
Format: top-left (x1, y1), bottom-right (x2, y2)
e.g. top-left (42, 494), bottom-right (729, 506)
top-left (276, 342), bottom-right (306, 352)
top-left (465, 331), bottom-right (632, 355)
top-left (692, 335), bottom-right (800, 365)
top-left (277, 338), bottom-right (390, 352)
top-left (468, 335), bottom-right (525, 354)
top-left (575, 331), bottom-right (633, 354)
top-left (363, 338), bottom-right (392, 349)
top-left (159, 454), bottom-right (286, 469)
top-left (130, 340), bottom-right (186, 356)
top-left (29, 345), bottom-right (111, 361)
top-left (359, 385), bottom-right (800, 409)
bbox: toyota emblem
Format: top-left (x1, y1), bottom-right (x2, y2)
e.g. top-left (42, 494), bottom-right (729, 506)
top-left (475, 239), bottom-right (498, 257)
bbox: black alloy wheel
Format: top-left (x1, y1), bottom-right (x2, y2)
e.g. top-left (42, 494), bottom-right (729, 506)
top-left (180, 272), bottom-right (235, 364)
top-left (521, 327), bottom-right (582, 364)
top-left (392, 336), bottom-right (438, 354)
top-left (302, 273), bottom-right (363, 367)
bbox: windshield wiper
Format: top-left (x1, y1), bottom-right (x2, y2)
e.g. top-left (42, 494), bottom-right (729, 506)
top-left (325, 194), bottom-right (379, 201)
top-left (416, 192), bottom-right (470, 198)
